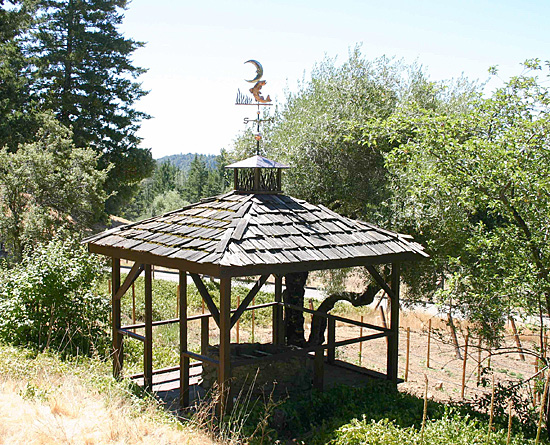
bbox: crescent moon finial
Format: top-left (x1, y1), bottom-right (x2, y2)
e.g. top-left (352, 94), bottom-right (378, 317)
top-left (244, 60), bottom-right (263, 83)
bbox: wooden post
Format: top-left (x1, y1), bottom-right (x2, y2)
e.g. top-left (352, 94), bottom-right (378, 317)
top-left (359, 315), bottom-right (363, 366)
top-left (236, 294), bottom-right (240, 343)
top-left (202, 299), bottom-right (205, 314)
top-left (327, 317), bottom-right (336, 364)
top-left (251, 297), bottom-right (255, 342)
top-left (405, 327), bottom-right (410, 382)
top-left (507, 400), bottom-right (513, 445)
top-left (488, 374), bottom-right (495, 441)
top-left (313, 348), bottom-right (324, 391)
top-left (218, 277), bottom-right (232, 415)
top-left (387, 262), bottom-right (400, 383)
top-left (477, 336), bottom-right (482, 385)
top-left (112, 258), bottom-right (122, 379)
top-left (509, 316), bottom-right (525, 361)
top-left (448, 312), bottom-right (462, 360)
top-left (273, 275), bottom-right (284, 345)
top-left (176, 284), bottom-right (180, 317)
top-left (379, 306), bottom-right (388, 346)
top-left (309, 299), bottom-right (314, 325)
top-left (201, 317), bottom-right (209, 356)
top-left (536, 369), bottom-right (550, 444)
top-left (131, 282), bottom-right (136, 325)
top-left (461, 330), bottom-right (469, 400)
top-left (426, 318), bottom-right (432, 368)
top-left (420, 375), bottom-right (428, 443)
top-left (179, 272), bottom-right (189, 408)
top-left (144, 264), bottom-right (153, 391)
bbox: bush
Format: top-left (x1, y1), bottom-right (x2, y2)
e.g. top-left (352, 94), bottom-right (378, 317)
top-left (0, 235), bottom-right (109, 356)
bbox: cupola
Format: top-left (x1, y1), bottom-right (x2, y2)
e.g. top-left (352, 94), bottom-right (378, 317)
top-left (226, 154), bottom-right (289, 194)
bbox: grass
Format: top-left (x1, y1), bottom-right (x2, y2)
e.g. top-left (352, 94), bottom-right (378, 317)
top-left (0, 343), bottom-right (215, 444)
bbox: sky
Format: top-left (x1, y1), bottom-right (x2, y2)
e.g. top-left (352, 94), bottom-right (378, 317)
top-left (119, 0), bottom-right (550, 159)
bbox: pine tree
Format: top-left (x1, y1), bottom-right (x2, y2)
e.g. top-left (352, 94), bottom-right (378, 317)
top-left (0, 1), bottom-right (40, 151)
top-left (29, 0), bottom-right (154, 212)
top-left (186, 154), bottom-right (207, 203)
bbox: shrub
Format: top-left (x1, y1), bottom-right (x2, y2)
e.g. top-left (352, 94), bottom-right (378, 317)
top-left (0, 235), bottom-right (109, 355)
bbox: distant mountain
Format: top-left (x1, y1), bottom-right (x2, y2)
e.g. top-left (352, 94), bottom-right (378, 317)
top-left (156, 153), bottom-right (218, 171)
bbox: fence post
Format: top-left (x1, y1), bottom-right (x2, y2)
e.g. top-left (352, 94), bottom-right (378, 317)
top-left (448, 312), bottom-right (462, 360)
top-left (405, 327), bottom-right (410, 382)
top-left (427, 318), bottom-right (432, 368)
top-left (477, 336), bottom-right (482, 385)
top-left (509, 316), bottom-right (525, 361)
top-left (359, 315), bottom-right (363, 366)
top-left (461, 329), bottom-right (469, 400)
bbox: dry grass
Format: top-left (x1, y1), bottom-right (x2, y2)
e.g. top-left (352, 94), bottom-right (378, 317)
top-left (0, 348), bottom-right (216, 445)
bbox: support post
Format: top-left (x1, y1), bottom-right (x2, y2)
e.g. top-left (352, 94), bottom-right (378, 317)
top-left (273, 275), bottom-right (284, 345)
top-left (112, 258), bottom-right (122, 379)
top-left (387, 262), bottom-right (400, 383)
top-left (313, 348), bottom-right (324, 391)
top-left (327, 317), bottom-right (336, 364)
top-left (218, 277), bottom-right (232, 415)
top-left (201, 317), bottom-right (209, 356)
top-left (144, 264), bottom-right (153, 391)
top-left (179, 271), bottom-right (189, 408)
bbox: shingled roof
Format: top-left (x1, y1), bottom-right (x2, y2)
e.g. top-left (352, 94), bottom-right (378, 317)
top-left (85, 191), bottom-right (427, 278)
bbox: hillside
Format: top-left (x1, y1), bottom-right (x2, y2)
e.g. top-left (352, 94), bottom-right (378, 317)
top-left (156, 153), bottom-right (218, 171)
top-left (0, 344), bottom-right (215, 444)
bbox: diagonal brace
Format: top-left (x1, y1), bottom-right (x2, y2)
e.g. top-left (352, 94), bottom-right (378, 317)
top-left (365, 265), bottom-right (395, 300)
top-left (230, 275), bottom-right (269, 328)
top-left (190, 273), bottom-right (220, 327)
top-left (114, 262), bottom-right (144, 300)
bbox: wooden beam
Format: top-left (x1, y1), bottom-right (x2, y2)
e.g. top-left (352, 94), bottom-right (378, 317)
top-left (190, 273), bottom-right (220, 327)
top-left (88, 243), bottom-right (221, 277)
top-left (365, 265), bottom-right (395, 300)
top-left (114, 262), bottom-right (143, 300)
top-left (144, 264), bottom-right (153, 391)
top-left (218, 252), bottom-right (423, 278)
top-left (273, 275), bottom-right (284, 345)
top-left (230, 275), bottom-right (269, 328)
top-left (232, 332), bottom-right (387, 367)
top-left (218, 277), bottom-right (232, 415)
top-left (112, 258), bottom-right (122, 379)
top-left (179, 271), bottom-right (189, 408)
top-left (387, 262), bottom-right (400, 383)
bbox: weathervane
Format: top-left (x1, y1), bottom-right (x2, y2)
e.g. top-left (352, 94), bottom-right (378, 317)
top-left (236, 59), bottom-right (273, 155)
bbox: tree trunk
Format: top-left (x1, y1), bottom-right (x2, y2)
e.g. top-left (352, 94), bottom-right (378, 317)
top-left (283, 271), bottom-right (308, 347)
top-left (308, 283), bottom-right (380, 345)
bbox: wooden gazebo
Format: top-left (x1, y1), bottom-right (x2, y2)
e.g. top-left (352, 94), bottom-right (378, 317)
top-left (84, 155), bottom-right (426, 413)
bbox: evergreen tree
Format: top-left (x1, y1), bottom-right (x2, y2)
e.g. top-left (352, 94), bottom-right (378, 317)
top-left (0, 1), bottom-right (41, 151)
top-left (28, 0), bottom-right (154, 212)
top-left (186, 154), bottom-right (207, 203)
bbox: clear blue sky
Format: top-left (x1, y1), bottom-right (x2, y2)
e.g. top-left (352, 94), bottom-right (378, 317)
top-left (120, 0), bottom-right (550, 159)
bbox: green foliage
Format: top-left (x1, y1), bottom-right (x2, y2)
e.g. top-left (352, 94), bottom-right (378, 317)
top-left (0, 0), bottom-right (154, 213)
top-left (243, 383), bottom-right (539, 444)
top-left (332, 412), bottom-right (533, 445)
top-left (0, 235), bottom-right (109, 356)
top-left (0, 115), bottom-right (108, 261)
top-left (120, 151), bottom-right (233, 221)
top-left (382, 59), bottom-right (550, 342)
top-left (0, 1), bottom-right (41, 152)
top-left (233, 46), bottom-right (475, 223)
top-left (157, 153), bottom-right (218, 171)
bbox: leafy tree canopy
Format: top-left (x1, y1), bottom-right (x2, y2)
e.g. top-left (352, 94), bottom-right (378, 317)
top-left (372, 59), bottom-right (550, 341)
top-left (0, 114), bottom-right (108, 261)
